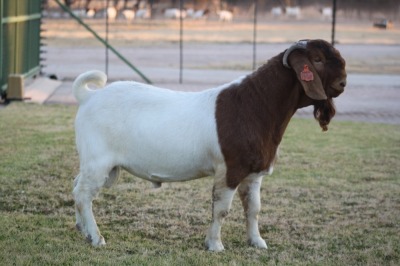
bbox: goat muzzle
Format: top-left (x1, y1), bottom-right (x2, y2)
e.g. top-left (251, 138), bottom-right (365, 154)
top-left (329, 77), bottom-right (347, 98)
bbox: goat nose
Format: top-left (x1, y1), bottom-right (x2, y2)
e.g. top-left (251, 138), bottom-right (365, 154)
top-left (340, 80), bottom-right (347, 88)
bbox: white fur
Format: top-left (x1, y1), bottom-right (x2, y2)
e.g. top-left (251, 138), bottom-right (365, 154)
top-left (73, 70), bottom-right (107, 103)
top-left (86, 9), bottom-right (96, 18)
top-left (286, 6), bottom-right (301, 19)
top-left (72, 70), bottom-right (268, 250)
top-left (136, 9), bottom-right (151, 19)
top-left (271, 7), bottom-right (282, 17)
top-left (187, 9), bottom-right (208, 20)
top-left (321, 7), bottom-right (332, 20)
top-left (238, 174), bottom-right (268, 249)
top-left (205, 164), bottom-right (233, 251)
top-left (218, 10), bottom-right (233, 22)
top-left (107, 7), bottom-right (117, 21)
top-left (164, 8), bottom-right (186, 19)
top-left (74, 71), bottom-right (225, 183)
top-left (122, 10), bottom-right (135, 23)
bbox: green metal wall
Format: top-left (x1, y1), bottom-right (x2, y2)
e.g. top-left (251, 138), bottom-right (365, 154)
top-left (0, 0), bottom-right (42, 98)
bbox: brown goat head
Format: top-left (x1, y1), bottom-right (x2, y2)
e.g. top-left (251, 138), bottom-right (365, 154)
top-left (283, 39), bottom-right (347, 130)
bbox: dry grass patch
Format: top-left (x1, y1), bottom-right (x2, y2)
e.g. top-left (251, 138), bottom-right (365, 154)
top-left (0, 103), bottom-right (399, 265)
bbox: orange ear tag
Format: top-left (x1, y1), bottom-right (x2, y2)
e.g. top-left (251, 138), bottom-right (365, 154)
top-left (300, 64), bottom-right (314, 82)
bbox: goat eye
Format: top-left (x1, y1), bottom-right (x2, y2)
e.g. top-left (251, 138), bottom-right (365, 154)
top-left (314, 57), bottom-right (322, 63)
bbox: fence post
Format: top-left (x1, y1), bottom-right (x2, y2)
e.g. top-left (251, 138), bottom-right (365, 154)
top-left (0, 0), bottom-right (3, 93)
top-left (179, 0), bottom-right (183, 84)
top-left (105, 0), bottom-right (109, 75)
top-left (252, 0), bottom-right (258, 71)
top-left (331, 0), bottom-right (337, 45)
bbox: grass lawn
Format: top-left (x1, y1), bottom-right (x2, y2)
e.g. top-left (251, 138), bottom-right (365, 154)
top-left (0, 103), bottom-right (399, 265)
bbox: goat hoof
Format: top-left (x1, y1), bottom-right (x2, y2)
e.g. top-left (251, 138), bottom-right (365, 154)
top-left (96, 236), bottom-right (106, 246)
top-left (205, 240), bottom-right (225, 252)
top-left (87, 234), bottom-right (106, 247)
top-left (93, 235), bottom-right (106, 247)
top-left (248, 237), bottom-right (268, 249)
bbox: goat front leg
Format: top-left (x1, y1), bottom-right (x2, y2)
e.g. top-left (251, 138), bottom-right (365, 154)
top-left (238, 175), bottom-right (268, 249)
top-left (205, 168), bottom-right (236, 251)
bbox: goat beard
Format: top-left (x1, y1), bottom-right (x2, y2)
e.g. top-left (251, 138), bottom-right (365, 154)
top-left (313, 99), bottom-right (336, 132)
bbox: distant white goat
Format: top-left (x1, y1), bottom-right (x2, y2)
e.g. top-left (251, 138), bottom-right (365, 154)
top-left (72, 9), bottom-right (86, 18)
top-left (218, 10), bottom-right (233, 22)
top-left (186, 8), bottom-right (194, 17)
top-left (86, 9), bottom-right (96, 18)
top-left (107, 7), bottom-right (117, 21)
top-left (286, 6), bottom-right (301, 19)
top-left (271, 7), bottom-right (282, 17)
top-left (136, 8), bottom-right (151, 19)
top-left (321, 7), bottom-right (332, 20)
top-left (187, 9), bottom-right (209, 19)
top-left (122, 9), bottom-right (135, 23)
top-left (164, 8), bottom-right (186, 19)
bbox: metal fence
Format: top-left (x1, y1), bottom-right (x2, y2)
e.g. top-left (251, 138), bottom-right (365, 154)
top-left (0, 0), bottom-right (42, 98)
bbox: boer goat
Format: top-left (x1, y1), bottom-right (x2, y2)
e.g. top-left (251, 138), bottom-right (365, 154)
top-left (72, 39), bottom-right (346, 251)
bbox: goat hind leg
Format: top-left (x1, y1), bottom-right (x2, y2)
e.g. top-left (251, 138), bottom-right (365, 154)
top-left (73, 174), bottom-right (106, 246)
top-left (238, 175), bottom-right (267, 249)
top-left (73, 174), bottom-right (85, 234)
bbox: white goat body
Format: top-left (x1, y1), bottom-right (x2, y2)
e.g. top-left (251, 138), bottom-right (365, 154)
top-left (164, 8), bottom-right (187, 19)
top-left (218, 10), bottom-right (233, 22)
top-left (285, 6), bottom-right (301, 19)
top-left (136, 9), bottom-right (151, 19)
top-left (122, 10), bottom-right (135, 22)
top-left (321, 7), bottom-right (332, 20)
top-left (187, 9), bottom-right (208, 19)
top-left (74, 71), bottom-right (225, 185)
top-left (271, 7), bottom-right (283, 16)
top-left (106, 7), bottom-right (117, 21)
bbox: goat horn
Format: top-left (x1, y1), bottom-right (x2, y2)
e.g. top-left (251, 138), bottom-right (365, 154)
top-left (283, 40), bottom-right (309, 68)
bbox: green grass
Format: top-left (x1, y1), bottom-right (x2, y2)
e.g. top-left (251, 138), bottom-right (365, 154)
top-left (0, 103), bottom-right (399, 265)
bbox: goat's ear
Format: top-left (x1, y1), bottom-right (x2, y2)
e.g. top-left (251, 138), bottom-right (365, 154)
top-left (289, 51), bottom-right (328, 100)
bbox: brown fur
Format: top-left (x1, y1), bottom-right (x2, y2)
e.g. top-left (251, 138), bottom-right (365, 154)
top-left (215, 40), bottom-right (346, 189)
top-left (314, 99), bottom-right (336, 131)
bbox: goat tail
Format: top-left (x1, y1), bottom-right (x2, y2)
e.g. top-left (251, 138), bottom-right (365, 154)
top-left (73, 70), bottom-right (107, 103)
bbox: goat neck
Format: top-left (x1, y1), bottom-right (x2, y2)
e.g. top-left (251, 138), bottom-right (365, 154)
top-left (251, 53), bottom-right (307, 114)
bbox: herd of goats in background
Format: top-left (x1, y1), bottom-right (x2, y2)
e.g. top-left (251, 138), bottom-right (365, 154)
top-left (43, 0), bottom-right (335, 22)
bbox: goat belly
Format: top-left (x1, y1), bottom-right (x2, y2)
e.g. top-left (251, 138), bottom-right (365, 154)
top-left (122, 165), bottom-right (214, 183)
top-left (75, 82), bottom-right (225, 182)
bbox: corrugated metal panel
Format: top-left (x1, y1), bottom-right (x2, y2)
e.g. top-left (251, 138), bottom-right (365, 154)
top-left (0, 0), bottom-right (42, 98)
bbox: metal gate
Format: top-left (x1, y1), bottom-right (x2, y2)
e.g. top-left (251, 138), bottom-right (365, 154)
top-left (0, 0), bottom-right (42, 98)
